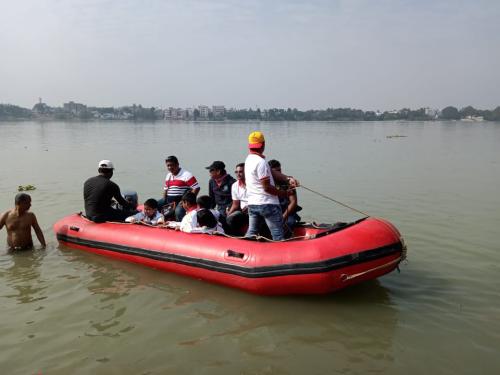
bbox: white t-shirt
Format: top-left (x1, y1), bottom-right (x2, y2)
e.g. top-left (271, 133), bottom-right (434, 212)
top-left (244, 153), bottom-right (280, 206)
top-left (165, 208), bottom-right (198, 232)
top-left (231, 181), bottom-right (248, 210)
top-left (126, 211), bottom-right (164, 225)
top-left (166, 208), bottom-right (224, 234)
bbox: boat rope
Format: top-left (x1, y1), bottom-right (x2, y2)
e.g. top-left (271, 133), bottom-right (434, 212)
top-left (298, 185), bottom-right (370, 217)
top-left (340, 256), bottom-right (402, 282)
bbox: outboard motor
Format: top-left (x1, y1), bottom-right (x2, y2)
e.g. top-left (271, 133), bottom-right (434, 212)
top-left (122, 190), bottom-right (138, 208)
top-left (115, 190), bottom-right (139, 215)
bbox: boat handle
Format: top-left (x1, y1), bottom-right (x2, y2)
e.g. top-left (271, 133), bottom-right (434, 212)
top-left (226, 249), bottom-right (245, 259)
top-left (69, 226), bottom-right (80, 232)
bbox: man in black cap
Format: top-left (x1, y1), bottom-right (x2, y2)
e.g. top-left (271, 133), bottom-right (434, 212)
top-left (83, 160), bottom-right (135, 223)
top-left (206, 161), bottom-right (236, 220)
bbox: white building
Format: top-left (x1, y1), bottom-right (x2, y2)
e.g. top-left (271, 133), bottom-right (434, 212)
top-left (212, 105), bottom-right (225, 118)
top-left (198, 105), bottom-right (210, 118)
top-left (424, 107), bottom-right (439, 118)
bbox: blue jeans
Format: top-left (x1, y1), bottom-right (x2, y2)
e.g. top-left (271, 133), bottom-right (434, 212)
top-left (246, 204), bottom-right (284, 241)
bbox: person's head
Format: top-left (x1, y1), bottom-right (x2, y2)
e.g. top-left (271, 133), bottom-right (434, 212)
top-left (143, 198), bottom-right (159, 217)
top-left (14, 193), bottom-right (31, 212)
top-left (196, 208), bottom-right (217, 229)
top-left (248, 131), bottom-right (265, 153)
top-left (181, 191), bottom-right (197, 209)
top-left (234, 163), bottom-right (245, 181)
top-left (196, 195), bottom-right (213, 210)
top-left (206, 161), bottom-right (226, 179)
top-left (98, 159), bottom-right (114, 178)
top-left (268, 159), bottom-right (281, 173)
top-left (165, 155), bottom-right (180, 175)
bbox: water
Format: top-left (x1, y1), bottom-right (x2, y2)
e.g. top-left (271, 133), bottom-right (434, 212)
top-left (1, 120), bottom-right (499, 374)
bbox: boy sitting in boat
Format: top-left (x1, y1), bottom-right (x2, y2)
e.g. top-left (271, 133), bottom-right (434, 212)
top-left (165, 193), bottom-right (224, 234)
top-left (196, 195), bottom-right (221, 221)
top-left (125, 198), bottom-right (164, 225)
top-left (164, 192), bottom-right (199, 232)
top-left (193, 208), bottom-right (225, 234)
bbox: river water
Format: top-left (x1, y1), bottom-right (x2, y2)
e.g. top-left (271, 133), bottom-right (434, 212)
top-left (0, 120), bottom-right (499, 374)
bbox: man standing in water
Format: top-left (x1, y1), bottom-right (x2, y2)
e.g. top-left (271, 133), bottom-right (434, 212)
top-left (83, 160), bottom-right (134, 223)
top-left (0, 193), bottom-right (46, 250)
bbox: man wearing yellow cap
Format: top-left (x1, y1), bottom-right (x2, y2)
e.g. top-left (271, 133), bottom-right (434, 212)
top-left (244, 131), bottom-right (297, 240)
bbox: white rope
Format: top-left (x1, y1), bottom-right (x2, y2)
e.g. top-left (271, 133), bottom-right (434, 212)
top-left (340, 256), bottom-right (402, 282)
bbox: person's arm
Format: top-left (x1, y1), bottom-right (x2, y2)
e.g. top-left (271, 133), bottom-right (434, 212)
top-left (227, 200), bottom-right (241, 216)
top-left (271, 169), bottom-right (300, 188)
top-left (31, 214), bottom-right (46, 248)
top-left (283, 191), bottom-right (298, 221)
top-left (112, 184), bottom-right (131, 208)
top-left (0, 211), bottom-right (7, 231)
top-left (261, 177), bottom-right (290, 198)
top-left (208, 181), bottom-right (216, 208)
top-left (191, 187), bottom-right (200, 196)
top-left (156, 215), bottom-right (165, 225)
top-left (126, 212), bottom-right (143, 223)
top-left (187, 174), bottom-right (200, 196)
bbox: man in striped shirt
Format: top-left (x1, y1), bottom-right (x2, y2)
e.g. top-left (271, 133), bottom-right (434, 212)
top-left (163, 155), bottom-right (200, 221)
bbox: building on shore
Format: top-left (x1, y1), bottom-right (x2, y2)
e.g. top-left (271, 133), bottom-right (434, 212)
top-left (63, 101), bottom-right (87, 115)
top-left (165, 107), bottom-right (188, 120)
top-left (198, 105), bottom-right (210, 119)
top-left (212, 105), bottom-right (225, 119)
top-left (424, 107), bottom-right (440, 119)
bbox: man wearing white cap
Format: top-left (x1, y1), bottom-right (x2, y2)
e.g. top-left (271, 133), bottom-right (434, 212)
top-left (83, 160), bottom-right (134, 223)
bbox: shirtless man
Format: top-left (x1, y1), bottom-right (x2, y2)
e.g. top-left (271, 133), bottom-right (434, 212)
top-left (0, 193), bottom-right (46, 251)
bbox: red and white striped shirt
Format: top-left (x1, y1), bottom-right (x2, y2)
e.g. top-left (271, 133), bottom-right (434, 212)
top-left (164, 168), bottom-right (199, 197)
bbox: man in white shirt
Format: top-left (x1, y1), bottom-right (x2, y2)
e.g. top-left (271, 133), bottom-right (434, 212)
top-left (244, 131), bottom-right (297, 241)
top-left (226, 163), bottom-right (248, 236)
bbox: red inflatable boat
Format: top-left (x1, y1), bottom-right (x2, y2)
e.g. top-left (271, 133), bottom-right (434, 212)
top-left (54, 214), bottom-right (406, 295)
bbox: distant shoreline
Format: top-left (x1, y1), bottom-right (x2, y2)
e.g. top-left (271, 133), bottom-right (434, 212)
top-left (1, 118), bottom-right (497, 124)
top-left (1, 103), bottom-right (499, 122)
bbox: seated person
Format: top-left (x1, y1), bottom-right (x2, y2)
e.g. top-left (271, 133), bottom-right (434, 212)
top-left (125, 198), bottom-right (164, 225)
top-left (194, 208), bottom-right (225, 234)
top-left (268, 159), bottom-right (301, 232)
top-left (83, 160), bottom-right (135, 223)
top-left (165, 192), bottom-right (199, 233)
top-left (161, 155), bottom-right (200, 221)
top-left (206, 161), bottom-right (235, 219)
top-left (196, 195), bottom-right (221, 220)
top-left (226, 163), bottom-right (249, 236)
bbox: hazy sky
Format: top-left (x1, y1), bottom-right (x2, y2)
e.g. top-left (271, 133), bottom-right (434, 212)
top-left (1, 0), bottom-right (499, 110)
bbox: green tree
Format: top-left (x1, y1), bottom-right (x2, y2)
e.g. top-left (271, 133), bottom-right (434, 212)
top-left (440, 106), bottom-right (460, 120)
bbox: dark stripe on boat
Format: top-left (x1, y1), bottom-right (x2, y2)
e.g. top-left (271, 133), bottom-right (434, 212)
top-left (57, 233), bottom-right (402, 278)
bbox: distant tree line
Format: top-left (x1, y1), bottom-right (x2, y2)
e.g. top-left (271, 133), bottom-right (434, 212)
top-left (0, 104), bottom-right (33, 120)
top-left (440, 106), bottom-right (500, 121)
top-left (227, 106), bottom-right (500, 121)
top-left (1, 103), bottom-right (500, 122)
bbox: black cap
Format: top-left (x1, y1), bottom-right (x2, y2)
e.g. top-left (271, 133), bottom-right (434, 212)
top-left (206, 161), bottom-right (225, 171)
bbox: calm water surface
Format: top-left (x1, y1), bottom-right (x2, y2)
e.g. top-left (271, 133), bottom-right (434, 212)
top-left (0, 120), bottom-right (499, 374)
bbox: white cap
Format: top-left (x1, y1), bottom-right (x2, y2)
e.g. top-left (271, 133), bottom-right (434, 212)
top-left (98, 160), bottom-right (114, 169)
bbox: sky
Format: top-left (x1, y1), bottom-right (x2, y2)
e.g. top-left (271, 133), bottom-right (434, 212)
top-left (0, 0), bottom-right (499, 110)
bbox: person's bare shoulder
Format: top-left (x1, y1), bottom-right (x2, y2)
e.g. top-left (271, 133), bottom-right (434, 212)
top-left (0, 210), bottom-right (9, 229)
top-left (26, 212), bottom-right (37, 222)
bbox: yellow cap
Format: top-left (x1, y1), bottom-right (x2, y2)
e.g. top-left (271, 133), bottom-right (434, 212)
top-left (248, 131), bottom-right (265, 148)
